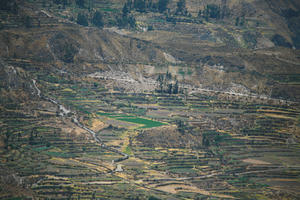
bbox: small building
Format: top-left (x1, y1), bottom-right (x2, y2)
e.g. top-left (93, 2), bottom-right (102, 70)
top-left (115, 164), bottom-right (123, 172)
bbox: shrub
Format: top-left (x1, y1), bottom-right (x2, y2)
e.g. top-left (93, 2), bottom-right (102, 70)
top-left (92, 11), bottom-right (103, 28)
top-left (77, 13), bottom-right (88, 26)
top-left (134, 0), bottom-right (146, 12)
top-left (271, 34), bottom-right (292, 48)
top-left (76, 0), bottom-right (85, 8)
top-left (158, 0), bottom-right (169, 13)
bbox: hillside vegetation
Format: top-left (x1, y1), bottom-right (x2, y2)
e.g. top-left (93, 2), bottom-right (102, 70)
top-left (0, 0), bottom-right (300, 199)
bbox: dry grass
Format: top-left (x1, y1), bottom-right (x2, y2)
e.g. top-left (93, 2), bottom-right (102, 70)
top-left (264, 113), bottom-right (295, 120)
top-left (243, 158), bottom-right (271, 165)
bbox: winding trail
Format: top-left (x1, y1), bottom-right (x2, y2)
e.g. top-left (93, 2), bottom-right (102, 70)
top-left (275, 55), bottom-right (300, 66)
top-left (32, 79), bottom-right (129, 164)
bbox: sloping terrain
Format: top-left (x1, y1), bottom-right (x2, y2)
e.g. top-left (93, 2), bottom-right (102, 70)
top-left (0, 0), bottom-right (300, 199)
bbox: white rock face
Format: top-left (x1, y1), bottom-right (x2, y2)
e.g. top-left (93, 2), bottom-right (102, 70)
top-left (88, 71), bottom-right (157, 93)
top-left (163, 52), bottom-right (181, 64)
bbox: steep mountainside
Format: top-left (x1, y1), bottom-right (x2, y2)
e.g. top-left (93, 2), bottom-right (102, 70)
top-left (0, 0), bottom-right (300, 199)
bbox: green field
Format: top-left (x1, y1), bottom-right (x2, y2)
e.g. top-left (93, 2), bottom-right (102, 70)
top-left (97, 112), bottom-right (165, 128)
top-left (118, 117), bottom-right (165, 128)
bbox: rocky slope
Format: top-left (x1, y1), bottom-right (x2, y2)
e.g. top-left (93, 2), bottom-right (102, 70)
top-left (0, 0), bottom-right (299, 101)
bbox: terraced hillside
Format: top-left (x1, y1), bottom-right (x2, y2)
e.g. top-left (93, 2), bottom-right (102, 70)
top-left (0, 0), bottom-right (300, 199)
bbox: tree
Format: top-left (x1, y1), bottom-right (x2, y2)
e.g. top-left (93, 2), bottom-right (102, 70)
top-left (134, 0), bottom-right (146, 12)
top-left (77, 13), bottom-right (88, 26)
top-left (166, 71), bottom-right (172, 80)
top-left (157, 74), bottom-right (164, 92)
top-left (176, 120), bottom-right (185, 134)
top-left (173, 80), bottom-right (179, 94)
top-left (167, 83), bottom-right (172, 94)
top-left (176, 0), bottom-right (187, 16)
top-left (4, 131), bottom-right (10, 150)
top-left (88, 0), bottom-right (94, 11)
top-left (29, 131), bottom-right (34, 145)
top-left (203, 4), bottom-right (221, 20)
top-left (0, 0), bottom-right (17, 13)
top-left (122, 3), bottom-right (129, 17)
top-left (127, 0), bottom-right (133, 9)
top-left (235, 17), bottom-right (240, 26)
top-left (147, 0), bottom-right (153, 10)
top-left (92, 11), bottom-right (103, 28)
top-left (158, 0), bottom-right (169, 13)
top-left (76, 0), bottom-right (85, 8)
top-left (25, 16), bottom-right (32, 28)
top-left (117, 14), bottom-right (136, 29)
top-left (12, 2), bottom-right (18, 14)
top-left (128, 15), bottom-right (136, 28)
top-left (197, 10), bottom-right (202, 18)
top-left (0, 22), bottom-right (4, 30)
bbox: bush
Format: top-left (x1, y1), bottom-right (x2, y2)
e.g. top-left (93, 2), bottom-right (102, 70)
top-left (203, 4), bottom-right (221, 20)
top-left (92, 11), bottom-right (103, 28)
top-left (77, 13), bottom-right (88, 26)
top-left (176, 0), bottom-right (188, 16)
top-left (24, 16), bottom-right (32, 28)
top-left (148, 196), bottom-right (160, 200)
top-left (271, 34), bottom-right (292, 48)
top-left (53, 0), bottom-right (69, 6)
top-left (134, 0), bottom-right (146, 12)
top-left (0, 0), bottom-right (18, 14)
top-left (76, 0), bottom-right (85, 8)
top-left (158, 0), bottom-right (169, 13)
top-left (148, 25), bottom-right (154, 31)
top-left (117, 15), bottom-right (136, 29)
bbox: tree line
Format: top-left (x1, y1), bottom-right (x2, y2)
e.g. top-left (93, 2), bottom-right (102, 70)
top-left (156, 71), bottom-right (179, 94)
top-left (50, 0), bottom-right (237, 29)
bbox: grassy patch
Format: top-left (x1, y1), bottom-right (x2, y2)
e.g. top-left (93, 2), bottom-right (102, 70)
top-left (97, 112), bottom-right (165, 128)
top-left (118, 117), bottom-right (165, 129)
top-left (33, 146), bottom-right (51, 152)
top-left (124, 145), bottom-right (133, 155)
top-left (46, 151), bottom-right (75, 158)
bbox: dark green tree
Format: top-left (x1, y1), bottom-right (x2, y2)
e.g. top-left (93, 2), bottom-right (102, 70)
top-left (240, 16), bottom-right (245, 26)
top-left (235, 17), bottom-right (240, 26)
top-left (148, 196), bottom-right (160, 200)
top-left (127, 0), bottom-right (133, 9)
top-left (77, 13), bottom-right (88, 26)
top-left (167, 83), bottom-right (172, 94)
top-left (76, 0), bottom-right (85, 8)
top-left (0, 22), bottom-right (4, 30)
top-left (122, 3), bottom-right (129, 17)
top-left (176, 120), bottom-right (185, 134)
top-left (166, 71), bottom-right (172, 80)
top-left (29, 131), bottom-right (34, 145)
top-left (204, 4), bottom-right (220, 20)
top-left (25, 16), bottom-right (32, 28)
top-left (128, 15), bottom-right (136, 28)
top-left (157, 74), bottom-right (164, 92)
top-left (0, 0), bottom-right (17, 13)
top-left (173, 80), bottom-right (179, 94)
top-left (88, 0), bottom-right (94, 11)
top-left (158, 0), bottom-right (169, 13)
top-left (117, 14), bottom-right (136, 29)
top-left (197, 10), bottom-right (202, 18)
top-left (12, 2), bottom-right (18, 14)
top-left (134, 0), bottom-right (146, 12)
top-left (4, 131), bottom-right (10, 150)
top-left (176, 0), bottom-right (187, 16)
top-left (92, 11), bottom-right (103, 28)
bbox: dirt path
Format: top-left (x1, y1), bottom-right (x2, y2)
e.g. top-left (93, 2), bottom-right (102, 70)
top-left (31, 80), bottom-right (129, 165)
